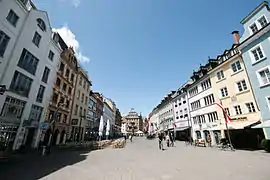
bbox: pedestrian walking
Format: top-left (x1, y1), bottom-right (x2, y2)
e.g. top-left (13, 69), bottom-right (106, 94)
top-left (158, 133), bottom-right (164, 150)
top-left (169, 132), bottom-right (174, 147)
top-left (166, 133), bottom-right (170, 147)
top-left (207, 134), bottom-right (212, 147)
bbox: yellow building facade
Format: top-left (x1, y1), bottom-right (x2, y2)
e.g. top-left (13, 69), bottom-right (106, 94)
top-left (209, 45), bottom-right (262, 139)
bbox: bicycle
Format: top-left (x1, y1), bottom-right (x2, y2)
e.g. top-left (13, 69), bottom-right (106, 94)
top-left (217, 138), bottom-right (235, 151)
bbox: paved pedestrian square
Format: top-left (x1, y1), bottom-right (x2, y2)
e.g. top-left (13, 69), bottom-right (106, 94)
top-left (1, 137), bottom-right (270, 180)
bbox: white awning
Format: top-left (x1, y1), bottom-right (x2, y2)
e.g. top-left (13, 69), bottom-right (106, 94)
top-left (252, 120), bottom-right (270, 129)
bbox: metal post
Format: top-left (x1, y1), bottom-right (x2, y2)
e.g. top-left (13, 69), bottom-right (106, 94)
top-left (223, 110), bottom-right (234, 150)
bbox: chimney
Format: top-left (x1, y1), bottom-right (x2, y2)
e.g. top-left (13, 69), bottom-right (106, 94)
top-left (232, 30), bottom-right (240, 44)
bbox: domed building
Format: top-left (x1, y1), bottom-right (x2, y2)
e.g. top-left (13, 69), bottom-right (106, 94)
top-left (122, 108), bottom-right (143, 134)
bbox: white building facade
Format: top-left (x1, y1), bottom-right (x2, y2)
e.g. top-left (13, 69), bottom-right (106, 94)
top-left (0, 0), bottom-right (61, 150)
top-left (171, 81), bottom-right (192, 140)
top-left (158, 94), bottom-right (174, 133)
top-left (187, 62), bottom-right (222, 145)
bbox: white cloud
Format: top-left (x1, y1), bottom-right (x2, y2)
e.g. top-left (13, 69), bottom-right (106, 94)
top-left (58, 0), bottom-right (81, 8)
top-left (71, 0), bottom-right (81, 8)
top-left (53, 25), bottom-right (90, 63)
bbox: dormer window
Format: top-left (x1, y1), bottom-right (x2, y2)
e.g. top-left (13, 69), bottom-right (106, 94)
top-left (258, 16), bottom-right (268, 28)
top-left (250, 23), bottom-right (258, 34)
top-left (37, 18), bottom-right (46, 32)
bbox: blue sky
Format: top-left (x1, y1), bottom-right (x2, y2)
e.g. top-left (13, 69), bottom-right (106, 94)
top-left (34, 0), bottom-right (261, 116)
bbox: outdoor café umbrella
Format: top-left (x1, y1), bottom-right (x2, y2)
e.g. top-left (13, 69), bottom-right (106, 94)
top-left (99, 115), bottom-right (104, 137)
top-left (106, 119), bottom-right (110, 136)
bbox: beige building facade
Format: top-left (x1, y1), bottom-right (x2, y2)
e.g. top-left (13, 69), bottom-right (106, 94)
top-left (70, 67), bottom-right (91, 142)
top-left (209, 45), bottom-right (261, 131)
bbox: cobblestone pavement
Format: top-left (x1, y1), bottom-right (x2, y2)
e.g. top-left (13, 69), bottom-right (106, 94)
top-left (43, 137), bottom-right (270, 180)
top-left (1, 137), bottom-right (270, 180)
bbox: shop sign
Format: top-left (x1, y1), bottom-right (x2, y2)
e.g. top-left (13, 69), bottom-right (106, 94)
top-left (231, 117), bottom-right (247, 121)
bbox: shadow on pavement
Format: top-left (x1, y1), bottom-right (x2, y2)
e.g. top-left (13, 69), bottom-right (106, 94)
top-left (0, 148), bottom-right (91, 180)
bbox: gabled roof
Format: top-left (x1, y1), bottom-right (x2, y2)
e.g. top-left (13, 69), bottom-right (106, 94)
top-left (241, 1), bottom-right (269, 24)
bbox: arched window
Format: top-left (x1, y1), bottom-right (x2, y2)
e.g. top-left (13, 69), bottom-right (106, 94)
top-left (37, 18), bottom-right (46, 32)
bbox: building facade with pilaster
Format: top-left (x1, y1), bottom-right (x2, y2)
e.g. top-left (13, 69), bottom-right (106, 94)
top-left (0, 0), bottom-right (61, 150)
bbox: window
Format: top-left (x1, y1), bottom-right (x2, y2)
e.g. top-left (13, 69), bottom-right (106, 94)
top-left (217, 70), bottom-right (225, 81)
top-left (66, 100), bottom-right (70, 109)
top-left (196, 131), bottom-right (201, 139)
top-left (41, 67), bottom-right (50, 83)
top-left (0, 30), bottom-right (10, 57)
top-left (79, 107), bottom-right (82, 116)
top-left (204, 94), bottom-right (215, 106)
top-left (37, 18), bottom-right (46, 31)
top-left (237, 80), bottom-right (248, 92)
top-left (207, 112), bottom-right (218, 122)
top-left (258, 16), bottom-right (268, 28)
top-left (198, 115), bottom-right (206, 123)
top-left (71, 73), bottom-right (74, 83)
top-left (246, 102), bottom-right (256, 113)
top-left (52, 93), bottom-right (58, 103)
top-left (234, 105), bottom-right (242, 115)
top-left (79, 76), bottom-right (82, 86)
top-left (251, 46), bottom-right (265, 62)
top-left (223, 108), bottom-right (230, 117)
top-left (56, 78), bottom-right (61, 87)
top-left (77, 90), bottom-right (80, 99)
top-left (191, 100), bottom-right (201, 110)
top-left (18, 0), bottom-right (28, 5)
top-left (220, 87), bottom-right (228, 97)
top-left (18, 48), bottom-right (39, 75)
top-left (29, 105), bottom-right (43, 122)
top-left (250, 23), bottom-right (258, 34)
top-left (193, 117), bottom-right (197, 124)
top-left (65, 68), bottom-right (70, 78)
top-left (59, 62), bottom-right (64, 72)
top-left (32, 32), bottom-right (41, 47)
top-left (0, 96), bottom-right (26, 119)
top-left (74, 104), bottom-right (78, 115)
top-left (48, 50), bottom-right (54, 61)
top-left (83, 80), bottom-right (86, 89)
top-left (81, 93), bottom-right (84, 103)
top-left (59, 96), bottom-right (64, 104)
top-left (175, 104), bottom-right (177, 107)
top-left (6, 10), bottom-right (19, 27)
top-left (257, 67), bottom-right (270, 86)
top-left (63, 83), bottom-right (67, 92)
top-left (10, 71), bottom-right (33, 97)
top-left (36, 85), bottom-right (45, 103)
top-left (85, 96), bottom-right (88, 105)
top-left (68, 87), bottom-right (72, 95)
top-left (189, 86), bottom-right (198, 97)
top-left (231, 61), bottom-right (242, 73)
top-left (63, 114), bottom-right (67, 123)
top-left (201, 79), bottom-right (211, 90)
